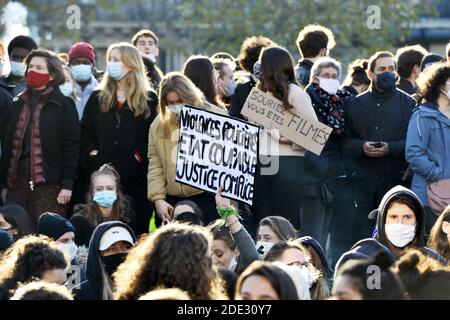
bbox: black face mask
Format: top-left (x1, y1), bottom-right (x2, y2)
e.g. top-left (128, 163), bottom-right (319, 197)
top-left (101, 253), bottom-right (127, 276)
top-left (374, 72), bottom-right (397, 93)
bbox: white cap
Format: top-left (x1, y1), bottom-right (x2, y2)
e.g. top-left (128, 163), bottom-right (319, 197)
top-left (99, 226), bottom-right (135, 251)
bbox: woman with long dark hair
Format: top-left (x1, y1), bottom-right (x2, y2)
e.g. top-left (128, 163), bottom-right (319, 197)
top-left (0, 204), bottom-right (34, 240)
top-left (428, 206), bottom-right (450, 262)
top-left (251, 46), bottom-right (318, 230)
top-left (182, 55), bottom-right (223, 107)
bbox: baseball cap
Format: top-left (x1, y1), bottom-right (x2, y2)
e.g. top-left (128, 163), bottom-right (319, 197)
top-left (99, 226), bottom-right (135, 251)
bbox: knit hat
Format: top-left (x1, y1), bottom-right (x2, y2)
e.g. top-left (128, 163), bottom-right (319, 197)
top-left (37, 212), bottom-right (75, 241)
top-left (0, 229), bottom-right (13, 251)
top-left (420, 53), bottom-right (445, 72)
top-left (7, 35), bottom-right (38, 55)
top-left (69, 42), bottom-right (96, 64)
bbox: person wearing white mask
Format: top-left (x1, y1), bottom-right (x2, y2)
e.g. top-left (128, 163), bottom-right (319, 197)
top-left (68, 42), bottom-right (99, 120)
top-left (148, 72), bottom-right (226, 225)
top-left (37, 212), bottom-right (86, 288)
top-left (131, 29), bottom-right (164, 91)
top-left (256, 216), bottom-right (299, 257)
top-left (81, 42), bottom-right (158, 237)
top-left (369, 185), bottom-right (447, 264)
top-left (0, 35), bottom-right (38, 96)
top-left (208, 187), bottom-right (259, 274)
top-left (60, 65), bottom-right (77, 100)
top-left (213, 58), bottom-right (237, 107)
top-left (302, 57), bottom-right (354, 264)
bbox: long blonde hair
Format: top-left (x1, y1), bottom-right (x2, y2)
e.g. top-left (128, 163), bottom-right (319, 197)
top-left (158, 72), bottom-right (215, 137)
top-left (98, 42), bottom-right (152, 117)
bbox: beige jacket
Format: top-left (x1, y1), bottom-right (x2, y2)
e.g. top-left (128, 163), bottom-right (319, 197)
top-left (259, 83), bottom-right (318, 156)
top-left (147, 105), bottom-right (227, 201)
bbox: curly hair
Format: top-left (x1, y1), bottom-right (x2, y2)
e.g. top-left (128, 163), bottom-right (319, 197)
top-left (10, 280), bottom-right (73, 300)
top-left (237, 36), bottom-right (273, 73)
top-left (296, 24), bottom-right (336, 58)
top-left (0, 235), bottom-right (68, 300)
top-left (113, 224), bottom-right (226, 300)
top-left (395, 249), bottom-right (450, 300)
top-left (417, 62), bottom-right (450, 104)
top-left (427, 206), bottom-right (450, 261)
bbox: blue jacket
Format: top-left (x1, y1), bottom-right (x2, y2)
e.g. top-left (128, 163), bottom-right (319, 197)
top-left (406, 102), bottom-right (450, 206)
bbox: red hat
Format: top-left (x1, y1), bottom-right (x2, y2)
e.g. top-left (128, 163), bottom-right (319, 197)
top-left (69, 42), bottom-right (96, 64)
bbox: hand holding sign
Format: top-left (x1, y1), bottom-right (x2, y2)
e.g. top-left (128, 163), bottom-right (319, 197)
top-left (176, 105), bottom-right (259, 205)
top-left (241, 87), bottom-right (332, 155)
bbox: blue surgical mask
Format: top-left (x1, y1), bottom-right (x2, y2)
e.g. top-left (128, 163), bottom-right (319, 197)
top-left (107, 62), bottom-right (127, 80)
top-left (70, 64), bottom-right (92, 82)
top-left (93, 190), bottom-right (117, 208)
top-left (168, 104), bottom-right (184, 115)
top-left (59, 82), bottom-right (73, 97)
top-left (10, 61), bottom-right (26, 77)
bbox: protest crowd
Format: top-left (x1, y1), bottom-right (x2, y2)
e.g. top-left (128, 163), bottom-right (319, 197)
top-left (0, 22), bottom-right (450, 301)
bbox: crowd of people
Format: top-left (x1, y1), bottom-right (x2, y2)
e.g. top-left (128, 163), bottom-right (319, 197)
top-left (0, 23), bottom-right (449, 300)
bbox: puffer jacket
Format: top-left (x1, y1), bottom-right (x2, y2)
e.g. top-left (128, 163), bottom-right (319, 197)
top-left (147, 104), bottom-right (227, 201)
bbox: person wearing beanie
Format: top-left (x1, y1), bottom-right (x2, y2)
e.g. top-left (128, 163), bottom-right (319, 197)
top-left (38, 212), bottom-right (77, 260)
top-left (0, 35), bottom-right (38, 96)
top-left (68, 42), bottom-right (99, 120)
top-left (37, 212), bottom-right (86, 287)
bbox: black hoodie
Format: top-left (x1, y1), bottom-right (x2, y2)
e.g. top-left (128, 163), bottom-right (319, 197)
top-left (73, 221), bottom-right (136, 300)
top-left (297, 236), bottom-right (333, 282)
top-left (372, 185), bottom-right (447, 264)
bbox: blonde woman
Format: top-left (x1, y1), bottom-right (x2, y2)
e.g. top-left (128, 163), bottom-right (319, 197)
top-left (60, 64), bottom-right (78, 102)
top-left (81, 42), bottom-right (158, 236)
top-left (148, 72), bottom-right (226, 225)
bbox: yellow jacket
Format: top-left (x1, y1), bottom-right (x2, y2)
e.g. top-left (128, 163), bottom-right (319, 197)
top-left (147, 105), bottom-right (227, 201)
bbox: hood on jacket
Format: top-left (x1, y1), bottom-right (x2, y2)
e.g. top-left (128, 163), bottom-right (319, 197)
top-left (334, 238), bottom-right (396, 278)
top-left (413, 102), bottom-right (450, 138)
top-left (84, 221), bottom-right (136, 295)
top-left (297, 236), bottom-right (333, 281)
top-left (370, 185), bottom-right (426, 249)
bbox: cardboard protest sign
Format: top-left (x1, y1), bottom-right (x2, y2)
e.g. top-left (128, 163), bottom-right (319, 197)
top-left (241, 87), bottom-right (332, 155)
top-left (176, 105), bottom-right (259, 205)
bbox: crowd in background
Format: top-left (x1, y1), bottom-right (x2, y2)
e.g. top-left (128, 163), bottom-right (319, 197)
top-left (0, 23), bottom-right (449, 300)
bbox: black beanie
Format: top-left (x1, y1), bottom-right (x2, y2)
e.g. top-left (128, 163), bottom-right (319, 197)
top-left (37, 212), bottom-right (75, 241)
top-left (7, 35), bottom-right (38, 55)
top-left (420, 53), bottom-right (445, 72)
top-left (0, 229), bottom-right (13, 251)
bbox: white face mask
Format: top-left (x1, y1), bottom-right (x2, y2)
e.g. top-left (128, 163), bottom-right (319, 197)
top-left (299, 263), bottom-right (321, 288)
top-left (144, 53), bottom-right (157, 64)
top-left (319, 78), bottom-right (341, 95)
top-left (168, 104), bottom-right (184, 115)
top-left (228, 255), bottom-right (238, 271)
top-left (385, 223), bottom-right (416, 248)
top-left (255, 241), bottom-right (274, 257)
top-left (59, 242), bottom-right (78, 261)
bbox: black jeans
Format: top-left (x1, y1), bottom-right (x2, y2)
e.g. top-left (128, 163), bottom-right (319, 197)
top-left (251, 156), bottom-right (305, 230)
